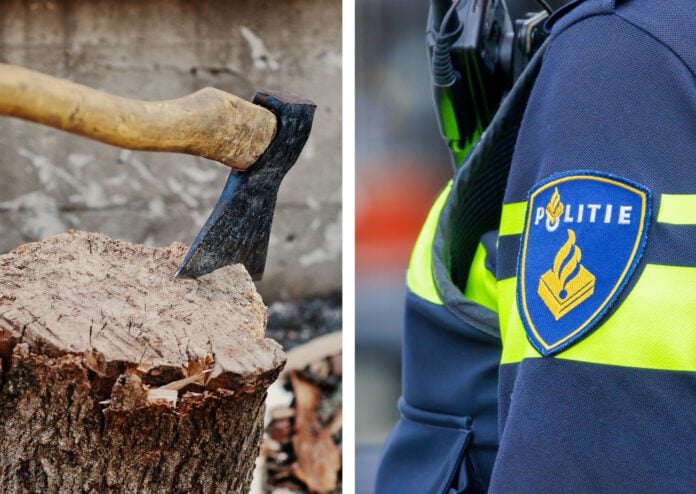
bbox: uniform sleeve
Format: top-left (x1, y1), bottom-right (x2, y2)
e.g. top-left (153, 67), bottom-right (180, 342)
top-left (492, 5), bottom-right (696, 492)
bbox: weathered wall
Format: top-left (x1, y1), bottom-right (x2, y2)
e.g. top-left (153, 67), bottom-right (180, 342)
top-left (0, 0), bottom-right (341, 301)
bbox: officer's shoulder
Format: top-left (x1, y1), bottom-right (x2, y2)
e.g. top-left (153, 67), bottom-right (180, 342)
top-left (546, 0), bottom-right (696, 75)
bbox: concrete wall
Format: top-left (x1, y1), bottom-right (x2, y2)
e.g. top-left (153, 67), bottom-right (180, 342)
top-left (0, 0), bottom-right (341, 301)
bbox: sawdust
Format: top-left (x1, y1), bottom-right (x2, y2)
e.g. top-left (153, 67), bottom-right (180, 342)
top-left (0, 230), bottom-right (285, 392)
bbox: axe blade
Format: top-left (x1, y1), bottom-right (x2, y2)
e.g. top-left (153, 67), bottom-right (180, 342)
top-left (175, 91), bottom-right (316, 280)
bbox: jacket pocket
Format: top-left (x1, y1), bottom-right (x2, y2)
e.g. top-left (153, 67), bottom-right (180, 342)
top-left (376, 398), bottom-right (472, 494)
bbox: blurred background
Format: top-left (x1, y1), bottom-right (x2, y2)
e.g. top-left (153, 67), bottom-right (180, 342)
top-left (356, 0), bottom-right (451, 492)
top-left (0, 0), bottom-right (341, 304)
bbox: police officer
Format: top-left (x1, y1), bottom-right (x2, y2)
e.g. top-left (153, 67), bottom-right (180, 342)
top-left (376, 0), bottom-right (696, 492)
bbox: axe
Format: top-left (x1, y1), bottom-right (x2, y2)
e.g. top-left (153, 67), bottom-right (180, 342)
top-left (0, 63), bottom-right (316, 280)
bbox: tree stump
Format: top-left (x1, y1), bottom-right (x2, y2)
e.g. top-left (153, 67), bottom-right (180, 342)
top-left (0, 231), bottom-right (285, 493)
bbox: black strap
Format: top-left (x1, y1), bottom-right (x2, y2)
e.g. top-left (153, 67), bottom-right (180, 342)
top-left (430, 37), bottom-right (551, 335)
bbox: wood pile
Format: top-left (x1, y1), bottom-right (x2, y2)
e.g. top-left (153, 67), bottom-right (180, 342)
top-left (263, 342), bottom-right (342, 494)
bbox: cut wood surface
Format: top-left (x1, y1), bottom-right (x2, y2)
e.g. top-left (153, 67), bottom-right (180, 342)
top-left (0, 231), bottom-right (286, 493)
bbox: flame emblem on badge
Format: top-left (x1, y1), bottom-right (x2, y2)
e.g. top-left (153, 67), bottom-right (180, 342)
top-left (546, 187), bottom-right (564, 224)
top-left (538, 229), bottom-right (596, 320)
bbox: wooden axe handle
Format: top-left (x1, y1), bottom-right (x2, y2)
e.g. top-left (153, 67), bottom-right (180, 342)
top-left (0, 63), bottom-right (276, 170)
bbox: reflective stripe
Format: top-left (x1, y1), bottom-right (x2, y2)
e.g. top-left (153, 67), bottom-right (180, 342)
top-left (502, 194), bottom-right (696, 234)
top-left (406, 182), bottom-right (453, 305)
top-left (463, 242), bottom-right (498, 312)
top-left (498, 276), bottom-right (541, 362)
top-left (657, 194), bottom-right (696, 224)
top-left (499, 264), bottom-right (696, 371)
top-left (498, 202), bottom-right (526, 236)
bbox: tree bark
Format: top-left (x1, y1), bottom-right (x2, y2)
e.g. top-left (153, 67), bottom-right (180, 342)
top-left (0, 231), bottom-right (285, 493)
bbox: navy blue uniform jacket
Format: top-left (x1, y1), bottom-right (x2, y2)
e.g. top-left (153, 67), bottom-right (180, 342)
top-left (377, 1), bottom-right (696, 492)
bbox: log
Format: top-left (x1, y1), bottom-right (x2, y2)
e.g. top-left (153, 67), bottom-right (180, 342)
top-left (0, 231), bottom-right (286, 493)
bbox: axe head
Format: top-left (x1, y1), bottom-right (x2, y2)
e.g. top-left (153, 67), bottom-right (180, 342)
top-left (175, 91), bottom-right (316, 280)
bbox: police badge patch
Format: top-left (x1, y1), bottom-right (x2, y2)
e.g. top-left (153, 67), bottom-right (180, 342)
top-left (517, 171), bottom-right (651, 356)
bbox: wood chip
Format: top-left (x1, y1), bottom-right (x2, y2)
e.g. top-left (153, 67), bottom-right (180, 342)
top-left (280, 332), bottom-right (341, 378)
top-left (158, 369), bottom-right (211, 391)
